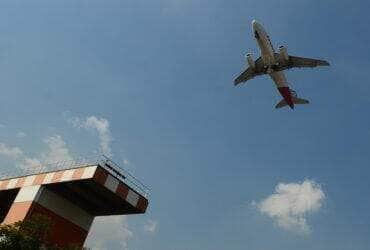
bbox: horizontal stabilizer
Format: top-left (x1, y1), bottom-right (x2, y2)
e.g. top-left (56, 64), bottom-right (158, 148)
top-left (275, 99), bottom-right (288, 109)
top-left (292, 97), bottom-right (309, 105)
top-left (275, 97), bottom-right (309, 109)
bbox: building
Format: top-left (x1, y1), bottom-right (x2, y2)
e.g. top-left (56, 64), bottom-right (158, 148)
top-left (0, 156), bottom-right (149, 247)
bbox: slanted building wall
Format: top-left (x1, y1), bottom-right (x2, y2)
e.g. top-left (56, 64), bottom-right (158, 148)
top-left (5, 185), bottom-right (93, 247)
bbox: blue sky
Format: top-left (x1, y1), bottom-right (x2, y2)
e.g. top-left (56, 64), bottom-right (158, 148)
top-left (0, 0), bottom-right (370, 249)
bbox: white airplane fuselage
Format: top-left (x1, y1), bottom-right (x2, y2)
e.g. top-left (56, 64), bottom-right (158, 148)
top-left (252, 20), bottom-right (294, 108)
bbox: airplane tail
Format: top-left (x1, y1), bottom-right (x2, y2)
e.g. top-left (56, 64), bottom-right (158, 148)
top-left (275, 97), bottom-right (309, 109)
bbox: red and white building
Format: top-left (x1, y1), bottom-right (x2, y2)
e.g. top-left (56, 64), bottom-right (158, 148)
top-left (0, 156), bottom-right (149, 247)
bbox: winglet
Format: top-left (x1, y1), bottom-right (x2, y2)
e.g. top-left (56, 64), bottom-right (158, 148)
top-left (318, 60), bottom-right (330, 66)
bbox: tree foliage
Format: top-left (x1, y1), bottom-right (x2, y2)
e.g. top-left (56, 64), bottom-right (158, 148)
top-left (0, 214), bottom-right (83, 250)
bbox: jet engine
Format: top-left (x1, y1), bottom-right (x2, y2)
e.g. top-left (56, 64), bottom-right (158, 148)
top-left (246, 53), bottom-right (255, 68)
top-left (279, 45), bottom-right (289, 62)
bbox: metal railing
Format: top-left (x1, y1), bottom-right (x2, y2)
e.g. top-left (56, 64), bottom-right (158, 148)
top-left (0, 155), bottom-right (150, 198)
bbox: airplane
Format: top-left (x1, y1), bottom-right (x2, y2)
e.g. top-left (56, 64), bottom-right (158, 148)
top-left (234, 20), bottom-right (330, 109)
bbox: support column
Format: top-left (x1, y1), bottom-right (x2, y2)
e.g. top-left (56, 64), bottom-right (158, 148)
top-left (3, 185), bottom-right (94, 247)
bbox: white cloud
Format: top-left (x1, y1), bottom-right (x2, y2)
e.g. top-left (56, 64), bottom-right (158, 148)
top-left (40, 135), bottom-right (73, 163)
top-left (0, 143), bottom-right (24, 160)
top-left (144, 219), bottom-right (158, 233)
top-left (0, 135), bottom-right (73, 170)
top-left (254, 180), bottom-right (325, 235)
top-left (85, 216), bottom-right (133, 250)
top-left (70, 116), bottom-right (113, 158)
top-left (16, 131), bottom-right (27, 138)
top-left (21, 157), bottom-right (42, 169)
top-left (0, 142), bottom-right (39, 169)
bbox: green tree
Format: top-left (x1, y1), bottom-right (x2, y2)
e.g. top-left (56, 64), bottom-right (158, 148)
top-left (0, 214), bottom-right (83, 250)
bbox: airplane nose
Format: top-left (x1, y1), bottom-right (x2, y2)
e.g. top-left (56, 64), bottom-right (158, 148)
top-left (252, 20), bottom-right (258, 30)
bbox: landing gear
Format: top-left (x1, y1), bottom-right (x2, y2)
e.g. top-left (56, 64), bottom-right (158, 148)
top-left (263, 65), bottom-right (276, 74)
top-left (264, 64), bottom-right (279, 73)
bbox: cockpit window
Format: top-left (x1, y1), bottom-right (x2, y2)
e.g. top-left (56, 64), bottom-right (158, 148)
top-left (254, 31), bottom-right (259, 39)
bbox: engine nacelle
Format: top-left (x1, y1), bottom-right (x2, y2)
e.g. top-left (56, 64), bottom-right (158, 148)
top-left (246, 53), bottom-right (255, 68)
top-left (279, 45), bottom-right (289, 62)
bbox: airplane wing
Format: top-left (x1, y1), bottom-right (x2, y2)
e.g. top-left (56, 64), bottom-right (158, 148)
top-left (234, 67), bottom-right (255, 85)
top-left (234, 55), bottom-right (329, 86)
top-left (283, 55), bottom-right (330, 69)
top-left (234, 57), bottom-right (266, 86)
